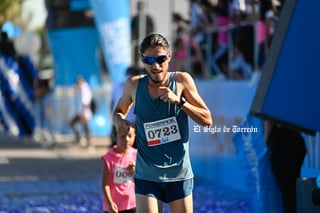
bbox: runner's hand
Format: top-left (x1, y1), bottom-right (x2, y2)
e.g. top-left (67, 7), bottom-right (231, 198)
top-left (158, 86), bottom-right (179, 104)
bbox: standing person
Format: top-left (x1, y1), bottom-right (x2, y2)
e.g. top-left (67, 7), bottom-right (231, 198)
top-left (227, 39), bottom-right (252, 80)
top-left (70, 76), bottom-right (93, 147)
top-left (210, 0), bottom-right (231, 79)
top-left (265, 121), bottom-right (307, 213)
top-left (101, 122), bottom-right (137, 213)
top-left (131, 1), bottom-right (155, 42)
top-left (113, 33), bottom-right (212, 213)
top-left (131, 1), bottom-right (155, 66)
top-left (171, 13), bottom-right (189, 72)
top-left (255, 0), bottom-right (276, 71)
top-left (0, 31), bottom-right (16, 58)
top-left (188, 0), bottom-right (212, 78)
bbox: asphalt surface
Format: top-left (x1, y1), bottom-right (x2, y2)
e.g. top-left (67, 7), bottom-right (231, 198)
top-left (0, 132), bottom-right (251, 212)
top-left (0, 132), bottom-right (111, 182)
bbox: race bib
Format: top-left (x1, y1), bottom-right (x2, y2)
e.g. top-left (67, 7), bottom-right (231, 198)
top-left (113, 166), bottom-right (133, 184)
top-left (144, 116), bottom-right (181, 146)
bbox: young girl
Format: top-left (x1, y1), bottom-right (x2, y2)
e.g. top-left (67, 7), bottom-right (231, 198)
top-left (101, 123), bottom-right (137, 213)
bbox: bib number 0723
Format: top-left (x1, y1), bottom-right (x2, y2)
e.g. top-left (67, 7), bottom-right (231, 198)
top-left (144, 116), bottom-right (181, 146)
top-left (146, 124), bottom-right (178, 139)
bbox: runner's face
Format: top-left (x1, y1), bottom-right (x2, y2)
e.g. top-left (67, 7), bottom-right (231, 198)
top-left (142, 46), bottom-right (171, 84)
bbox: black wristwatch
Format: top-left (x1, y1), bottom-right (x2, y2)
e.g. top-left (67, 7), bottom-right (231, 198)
top-left (177, 96), bottom-right (186, 108)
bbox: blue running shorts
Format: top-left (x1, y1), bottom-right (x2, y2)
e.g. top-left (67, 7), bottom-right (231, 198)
top-left (134, 178), bottom-right (193, 203)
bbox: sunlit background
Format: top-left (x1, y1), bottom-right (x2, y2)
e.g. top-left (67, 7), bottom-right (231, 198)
top-left (1, 1), bottom-right (320, 212)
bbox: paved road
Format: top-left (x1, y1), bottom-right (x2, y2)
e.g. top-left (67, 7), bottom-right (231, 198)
top-left (0, 132), bottom-right (251, 213)
top-left (0, 132), bottom-right (111, 182)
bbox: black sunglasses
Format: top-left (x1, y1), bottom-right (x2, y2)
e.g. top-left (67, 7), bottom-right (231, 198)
top-left (141, 53), bottom-right (169, 65)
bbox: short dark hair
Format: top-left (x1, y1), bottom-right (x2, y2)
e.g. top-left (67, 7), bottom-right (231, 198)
top-left (139, 33), bottom-right (170, 55)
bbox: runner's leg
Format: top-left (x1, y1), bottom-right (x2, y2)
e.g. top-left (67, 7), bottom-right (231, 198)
top-left (136, 194), bottom-right (162, 213)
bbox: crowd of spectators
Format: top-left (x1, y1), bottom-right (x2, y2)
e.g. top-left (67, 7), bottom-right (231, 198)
top-left (171, 0), bottom-right (285, 80)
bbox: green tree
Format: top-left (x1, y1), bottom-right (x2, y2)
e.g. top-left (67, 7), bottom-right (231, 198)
top-left (0, 0), bottom-right (23, 26)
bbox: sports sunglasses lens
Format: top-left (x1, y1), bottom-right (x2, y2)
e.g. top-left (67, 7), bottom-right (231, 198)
top-left (142, 54), bottom-right (167, 65)
top-left (142, 57), bottom-right (154, 65)
top-left (156, 56), bottom-right (167, 64)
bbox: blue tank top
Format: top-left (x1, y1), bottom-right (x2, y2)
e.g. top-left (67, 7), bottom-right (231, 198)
top-left (134, 72), bottom-right (193, 182)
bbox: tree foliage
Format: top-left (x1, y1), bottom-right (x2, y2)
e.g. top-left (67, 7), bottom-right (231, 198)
top-left (0, 0), bottom-right (23, 25)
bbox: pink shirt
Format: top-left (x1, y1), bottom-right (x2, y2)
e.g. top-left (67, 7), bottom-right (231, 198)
top-left (257, 21), bottom-right (266, 44)
top-left (101, 146), bottom-right (137, 211)
top-left (217, 16), bottom-right (230, 45)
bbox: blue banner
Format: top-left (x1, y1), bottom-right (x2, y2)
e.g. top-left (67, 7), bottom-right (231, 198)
top-left (89, 0), bottom-right (131, 83)
top-left (0, 55), bottom-right (36, 137)
top-left (47, 27), bottom-right (102, 87)
top-left (233, 113), bottom-right (283, 213)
